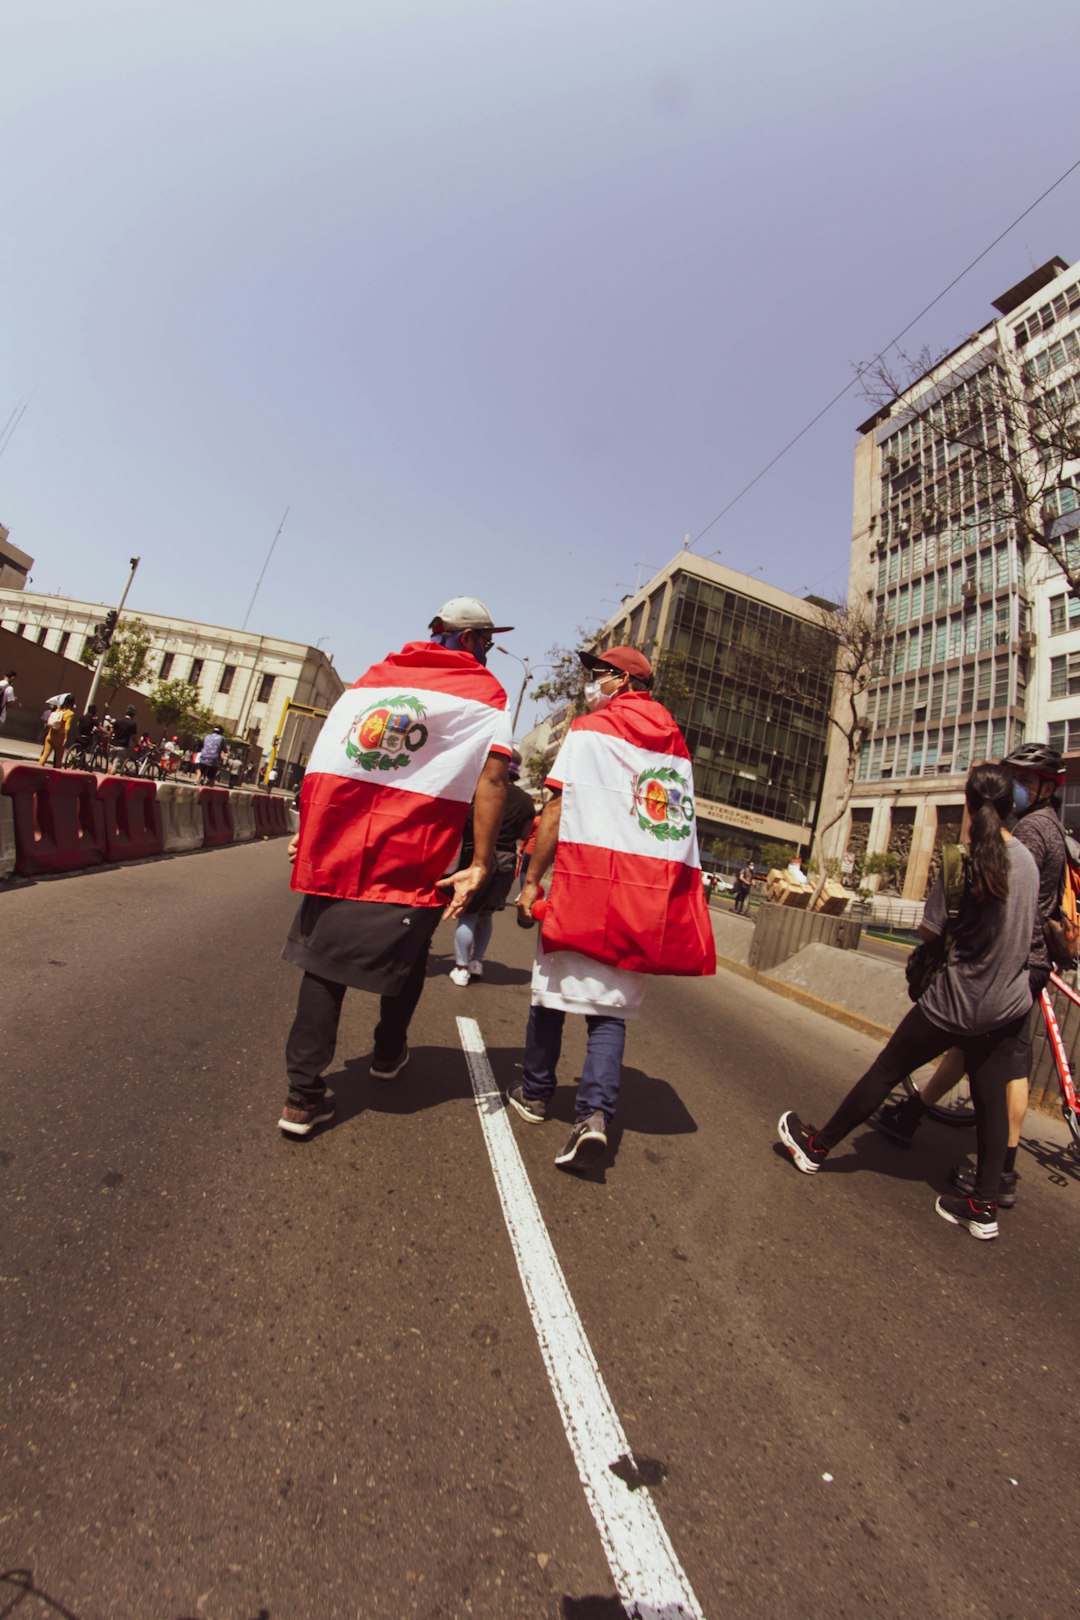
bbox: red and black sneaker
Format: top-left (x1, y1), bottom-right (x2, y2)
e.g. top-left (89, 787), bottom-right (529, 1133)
top-left (934, 1193), bottom-right (999, 1241)
top-left (778, 1111), bottom-right (828, 1174)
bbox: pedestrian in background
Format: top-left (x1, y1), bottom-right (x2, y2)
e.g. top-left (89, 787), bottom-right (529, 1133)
top-left (511, 646), bottom-right (716, 1170)
top-left (449, 750), bottom-right (536, 986)
top-left (38, 694), bottom-right (74, 768)
top-left (198, 725), bottom-right (227, 784)
top-left (733, 858), bottom-right (754, 914)
top-left (278, 595), bottom-right (513, 1137)
top-left (0, 669), bottom-right (16, 730)
top-left (107, 706), bottom-right (138, 775)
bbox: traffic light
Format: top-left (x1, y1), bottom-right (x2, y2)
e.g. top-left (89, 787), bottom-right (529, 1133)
top-left (102, 610), bottom-right (119, 646)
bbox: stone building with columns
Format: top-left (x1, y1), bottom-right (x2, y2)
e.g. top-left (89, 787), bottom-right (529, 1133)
top-left (0, 585), bottom-right (345, 779)
top-left (818, 254), bottom-right (1080, 900)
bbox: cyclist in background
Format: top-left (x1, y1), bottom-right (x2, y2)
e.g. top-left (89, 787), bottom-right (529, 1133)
top-left (778, 762), bottom-right (1040, 1241)
top-left (107, 706), bottom-right (139, 775)
top-left (873, 743), bottom-right (1066, 1209)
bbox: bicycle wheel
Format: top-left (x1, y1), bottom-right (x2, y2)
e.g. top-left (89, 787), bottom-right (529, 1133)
top-left (901, 1071), bottom-right (976, 1126)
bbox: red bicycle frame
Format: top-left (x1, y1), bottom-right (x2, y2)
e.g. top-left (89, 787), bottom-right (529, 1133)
top-left (1041, 973), bottom-right (1080, 1149)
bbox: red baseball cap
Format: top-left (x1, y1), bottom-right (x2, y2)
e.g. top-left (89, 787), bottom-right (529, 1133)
top-left (578, 645), bottom-right (653, 683)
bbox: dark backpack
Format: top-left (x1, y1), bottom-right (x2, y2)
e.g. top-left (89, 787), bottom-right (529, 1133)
top-left (1044, 830), bottom-right (1080, 969)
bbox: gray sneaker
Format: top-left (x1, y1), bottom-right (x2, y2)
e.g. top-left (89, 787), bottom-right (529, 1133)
top-left (555, 1111), bottom-right (608, 1169)
top-left (506, 1085), bottom-right (547, 1124)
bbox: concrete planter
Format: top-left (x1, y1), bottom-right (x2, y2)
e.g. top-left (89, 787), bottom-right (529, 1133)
top-left (749, 903), bottom-right (863, 973)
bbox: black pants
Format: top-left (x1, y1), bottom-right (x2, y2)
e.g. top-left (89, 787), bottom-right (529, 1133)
top-left (815, 1003), bottom-right (1030, 1203)
top-left (284, 945), bottom-right (431, 1104)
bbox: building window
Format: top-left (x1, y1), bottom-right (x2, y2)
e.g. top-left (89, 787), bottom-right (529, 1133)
top-left (36, 627), bottom-right (47, 645)
top-left (160, 652), bottom-right (174, 679)
top-left (219, 664), bottom-right (236, 695)
top-left (1050, 652), bottom-right (1080, 699)
top-left (189, 658), bottom-right (204, 685)
top-left (1050, 594), bottom-right (1080, 635)
top-left (16, 622), bottom-right (25, 635)
top-left (256, 673), bottom-right (274, 704)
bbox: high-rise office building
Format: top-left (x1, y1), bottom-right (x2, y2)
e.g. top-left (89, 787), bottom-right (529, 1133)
top-left (819, 255), bottom-right (1080, 897)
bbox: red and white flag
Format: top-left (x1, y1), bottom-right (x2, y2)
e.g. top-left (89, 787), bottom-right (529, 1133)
top-left (540, 694), bottom-right (716, 977)
top-left (292, 642), bottom-right (512, 906)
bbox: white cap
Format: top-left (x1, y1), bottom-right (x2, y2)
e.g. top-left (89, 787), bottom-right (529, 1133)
top-left (429, 596), bottom-right (514, 634)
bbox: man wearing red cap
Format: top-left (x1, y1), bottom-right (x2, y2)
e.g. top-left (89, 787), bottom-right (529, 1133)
top-left (277, 596), bottom-right (514, 1137)
top-left (509, 646), bottom-right (716, 1169)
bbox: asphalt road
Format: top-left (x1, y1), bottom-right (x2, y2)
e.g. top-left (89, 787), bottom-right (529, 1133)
top-left (2, 844), bottom-right (1079, 1620)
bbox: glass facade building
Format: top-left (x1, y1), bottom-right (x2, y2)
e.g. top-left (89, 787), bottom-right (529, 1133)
top-left (594, 557), bottom-right (835, 850)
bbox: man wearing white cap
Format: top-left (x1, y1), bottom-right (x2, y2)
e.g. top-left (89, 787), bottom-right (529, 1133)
top-left (277, 596), bottom-right (514, 1137)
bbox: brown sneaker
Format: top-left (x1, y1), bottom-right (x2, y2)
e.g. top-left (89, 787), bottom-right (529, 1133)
top-left (506, 1084), bottom-right (547, 1123)
top-left (278, 1093), bottom-right (336, 1137)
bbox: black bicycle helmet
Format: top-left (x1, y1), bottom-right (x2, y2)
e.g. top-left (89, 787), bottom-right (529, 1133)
top-left (1002, 742), bottom-right (1066, 784)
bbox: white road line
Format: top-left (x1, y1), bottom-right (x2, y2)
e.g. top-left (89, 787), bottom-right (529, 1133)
top-left (456, 1015), bottom-right (704, 1620)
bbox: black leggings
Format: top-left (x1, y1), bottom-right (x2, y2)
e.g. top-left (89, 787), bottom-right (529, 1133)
top-left (815, 1004), bottom-right (1030, 1202)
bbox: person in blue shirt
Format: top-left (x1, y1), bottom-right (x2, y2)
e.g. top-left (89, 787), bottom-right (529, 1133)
top-left (198, 725), bottom-right (227, 784)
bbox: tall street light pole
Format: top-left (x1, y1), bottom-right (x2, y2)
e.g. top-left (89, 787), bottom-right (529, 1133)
top-left (495, 647), bottom-right (533, 735)
top-left (86, 556), bottom-right (140, 713)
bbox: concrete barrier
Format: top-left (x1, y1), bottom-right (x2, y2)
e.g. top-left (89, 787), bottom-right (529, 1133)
top-left (748, 902), bottom-right (863, 973)
top-left (0, 772), bottom-right (17, 879)
top-left (94, 774), bottom-right (163, 863)
top-left (229, 790), bottom-right (256, 843)
top-left (198, 785), bottom-right (234, 848)
top-left (0, 763), bottom-right (106, 876)
top-left (266, 794), bottom-right (289, 834)
top-left (157, 781), bottom-right (203, 853)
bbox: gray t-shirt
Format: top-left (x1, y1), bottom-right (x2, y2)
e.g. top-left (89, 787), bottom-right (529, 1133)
top-left (1013, 803), bottom-right (1067, 974)
top-left (920, 838), bottom-right (1039, 1036)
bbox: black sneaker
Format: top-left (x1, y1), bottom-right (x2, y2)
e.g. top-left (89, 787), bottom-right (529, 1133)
top-left (777, 1110), bottom-right (828, 1173)
top-left (949, 1163), bottom-right (1019, 1209)
top-left (506, 1085), bottom-right (547, 1124)
top-left (869, 1099), bottom-right (921, 1147)
top-left (278, 1093), bottom-right (336, 1137)
top-left (555, 1111), bottom-right (607, 1169)
top-left (370, 1045), bottom-right (409, 1080)
top-left (934, 1193), bottom-right (999, 1241)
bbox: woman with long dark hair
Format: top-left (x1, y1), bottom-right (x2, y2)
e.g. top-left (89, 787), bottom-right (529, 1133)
top-left (777, 762), bottom-right (1040, 1241)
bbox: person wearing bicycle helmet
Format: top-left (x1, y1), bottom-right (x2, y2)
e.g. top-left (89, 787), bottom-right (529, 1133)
top-left (777, 762), bottom-right (1040, 1241)
top-left (873, 743), bottom-right (1067, 1208)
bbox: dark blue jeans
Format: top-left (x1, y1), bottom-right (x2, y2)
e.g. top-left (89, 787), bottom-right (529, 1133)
top-left (522, 1004), bottom-right (627, 1124)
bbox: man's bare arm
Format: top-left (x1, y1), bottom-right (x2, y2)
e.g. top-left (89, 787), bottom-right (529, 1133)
top-left (436, 752), bottom-right (509, 919)
top-left (516, 792), bottom-right (562, 919)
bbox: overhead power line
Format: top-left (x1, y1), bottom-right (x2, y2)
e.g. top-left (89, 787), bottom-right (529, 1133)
top-left (689, 153), bottom-right (1080, 549)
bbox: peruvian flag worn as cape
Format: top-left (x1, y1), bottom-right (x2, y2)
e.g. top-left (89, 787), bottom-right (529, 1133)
top-left (292, 642), bottom-right (512, 906)
top-left (541, 692), bottom-right (716, 977)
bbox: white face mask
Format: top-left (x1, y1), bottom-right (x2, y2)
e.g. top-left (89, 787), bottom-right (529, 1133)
top-left (584, 678), bottom-right (614, 712)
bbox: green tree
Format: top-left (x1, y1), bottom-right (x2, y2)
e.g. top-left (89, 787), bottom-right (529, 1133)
top-left (759, 841), bottom-right (797, 872)
top-left (146, 678), bottom-right (220, 739)
top-left (80, 616), bottom-right (152, 699)
top-left (529, 632), bottom-right (692, 719)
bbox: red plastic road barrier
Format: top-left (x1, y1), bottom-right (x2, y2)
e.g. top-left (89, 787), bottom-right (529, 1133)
top-left (250, 792), bottom-right (274, 838)
top-left (94, 774), bottom-right (163, 862)
top-left (266, 794), bottom-right (289, 834)
top-left (198, 785), bottom-right (235, 848)
top-left (0, 763), bottom-right (106, 876)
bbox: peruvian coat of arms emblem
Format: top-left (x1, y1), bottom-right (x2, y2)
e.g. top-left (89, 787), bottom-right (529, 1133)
top-left (343, 694), bottom-right (429, 771)
top-left (630, 765), bottom-right (694, 842)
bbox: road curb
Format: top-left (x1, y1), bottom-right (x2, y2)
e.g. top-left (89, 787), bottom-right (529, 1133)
top-left (714, 951), bottom-right (894, 1041)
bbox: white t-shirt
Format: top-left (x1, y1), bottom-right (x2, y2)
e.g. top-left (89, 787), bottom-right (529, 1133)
top-left (531, 942), bottom-right (647, 1019)
top-left (0, 679), bottom-right (13, 723)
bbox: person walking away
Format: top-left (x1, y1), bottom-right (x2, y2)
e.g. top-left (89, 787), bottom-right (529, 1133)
top-left (511, 646), bottom-right (716, 1170)
top-left (871, 742), bottom-right (1066, 1208)
top-left (449, 751), bottom-right (536, 985)
top-left (0, 670), bottom-right (16, 731)
top-left (277, 595), bottom-right (514, 1137)
top-left (39, 694), bottom-right (75, 768)
top-left (107, 706), bottom-right (139, 774)
top-left (72, 703), bottom-right (99, 754)
top-left (733, 858), bottom-right (754, 915)
top-left (777, 762), bottom-right (1039, 1241)
top-left (198, 725), bottom-right (227, 784)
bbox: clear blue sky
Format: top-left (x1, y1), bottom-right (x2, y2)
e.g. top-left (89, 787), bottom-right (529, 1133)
top-left (3, 0), bottom-right (1079, 729)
